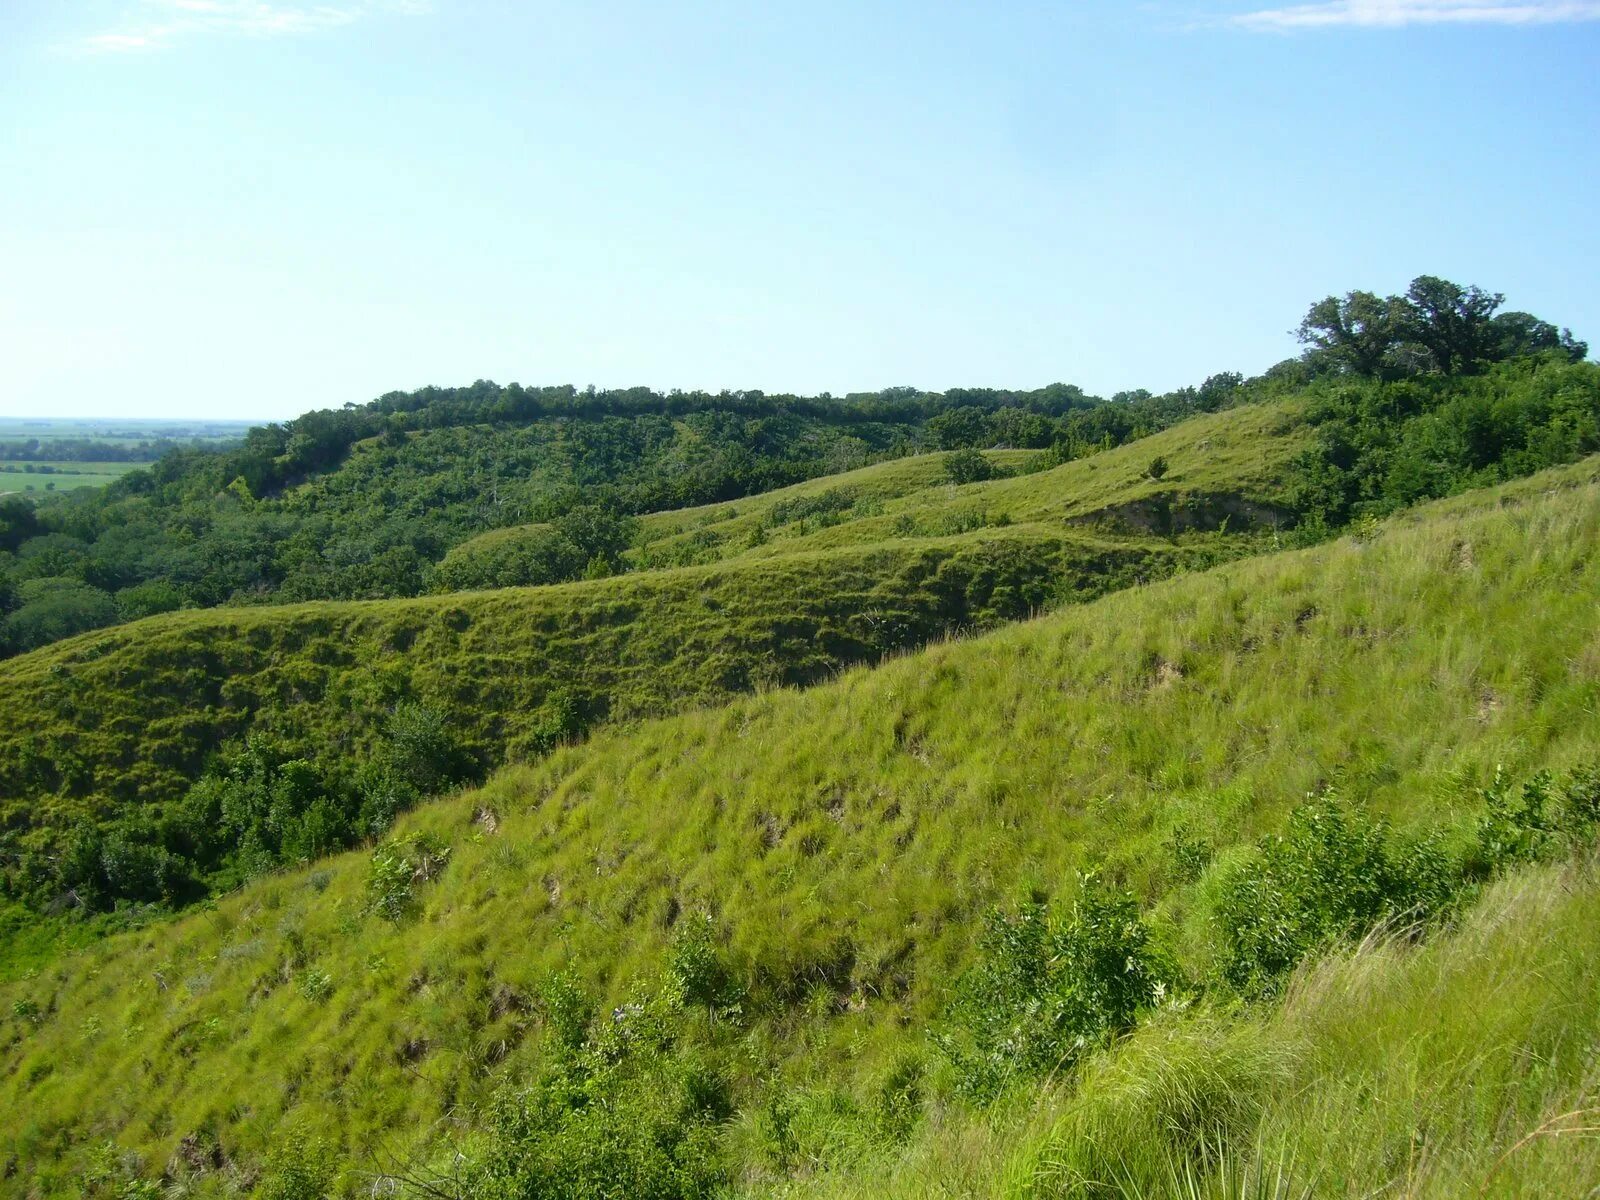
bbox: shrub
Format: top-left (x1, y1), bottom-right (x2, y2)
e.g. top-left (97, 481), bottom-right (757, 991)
top-left (113, 579), bottom-right (186, 621)
top-left (934, 874), bottom-right (1179, 1100)
top-left (1212, 796), bottom-right (1468, 997)
top-left (461, 981), bottom-right (727, 1199)
top-left (366, 831), bottom-right (450, 922)
top-left (1473, 765), bottom-right (1557, 871)
top-left (665, 912), bottom-right (744, 1014)
top-left (1562, 763), bottom-right (1600, 830)
top-left (377, 701), bottom-right (471, 796)
top-left (943, 448), bottom-right (994, 485)
top-left (520, 688), bottom-right (585, 757)
top-left (259, 1130), bottom-right (337, 1200)
top-left (538, 971), bottom-right (592, 1053)
top-left (766, 488), bottom-right (856, 528)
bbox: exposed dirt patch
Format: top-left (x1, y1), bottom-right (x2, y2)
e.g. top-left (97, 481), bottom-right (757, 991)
top-left (1070, 491), bottom-right (1294, 536)
top-left (1477, 690), bottom-right (1504, 724)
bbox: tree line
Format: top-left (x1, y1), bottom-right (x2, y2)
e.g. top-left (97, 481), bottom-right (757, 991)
top-left (0, 276), bottom-right (1590, 660)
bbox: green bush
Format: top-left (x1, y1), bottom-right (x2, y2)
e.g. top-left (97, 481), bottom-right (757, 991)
top-left (1473, 765), bottom-right (1557, 871)
top-left (366, 831), bottom-right (450, 922)
top-left (113, 580), bottom-right (186, 621)
top-left (259, 1129), bottom-right (337, 1200)
top-left (665, 913), bottom-right (744, 1014)
top-left (1, 576), bottom-right (116, 653)
top-left (461, 982), bottom-right (727, 1199)
top-left (943, 448), bottom-right (994, 485)
top-left (1211, 797), bottom-right (1459, 997)
top-left (934, 874), bottom-right (1178, 1100)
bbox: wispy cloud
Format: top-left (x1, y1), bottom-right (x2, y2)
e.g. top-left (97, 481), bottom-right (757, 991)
top-left (79, 0), bottom-right (428, 53)
top-left (1230, 0), bottom-right (1600, 30)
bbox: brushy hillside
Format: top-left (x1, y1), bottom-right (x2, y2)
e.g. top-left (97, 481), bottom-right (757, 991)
top-left (0, 399), bottom-right (1308, 924)
top-left (0, 527), bottom-right (1194, 821)
top-left (0, 378), bottom-right (1143, 655)
top-left (4, 456), bottom-right (1599, 1196)
top-left (770, 855), bottom-right (1600, 1199)
top-left (442, 401), bottom-right (1307, 582)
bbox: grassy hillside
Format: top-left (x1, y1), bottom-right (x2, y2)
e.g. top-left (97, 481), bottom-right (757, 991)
top-left (1, 378), bottom-right (1134, 656)
top-left (0, 526), bottom-right (1214, 901)
top-left (441, 401), bottom-right (1307, 581)
top-left (775, 856), bottom-right (1600, 1198)
top-left (0, 401), bottom-right (1308, 923)
top-left (4, 456), bottom-right (1598, 1196)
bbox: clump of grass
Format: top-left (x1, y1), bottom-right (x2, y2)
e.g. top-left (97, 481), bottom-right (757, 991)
top-left (1009, 1016), bottom-right (1295, 1198)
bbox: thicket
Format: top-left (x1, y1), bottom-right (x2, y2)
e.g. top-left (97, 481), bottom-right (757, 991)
top-left (30, 703), bottom-right (470, 915)
top-left (932, 876), bottom-right (1177, 1101)
top-left (1285, 356), bottom-right (1600, 525)
top-left (431, 506), bottom-right (638, 592)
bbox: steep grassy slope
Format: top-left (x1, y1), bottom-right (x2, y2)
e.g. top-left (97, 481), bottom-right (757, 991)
top-left (0, 401), bottom-right (1306, 912)
top-left (0, 527), bottom-right (1197, 832)
top-left (3, 457), bottom-right (1597, 1196)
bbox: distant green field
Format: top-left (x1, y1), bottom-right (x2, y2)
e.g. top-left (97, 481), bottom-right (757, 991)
top-left (0, 417), bottom-right (255, 442)
top-left (0, 461), bottom-right (137, 494)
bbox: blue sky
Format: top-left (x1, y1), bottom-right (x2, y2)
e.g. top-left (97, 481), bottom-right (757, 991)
top-left (1, 1), bottom-right (1596, 421)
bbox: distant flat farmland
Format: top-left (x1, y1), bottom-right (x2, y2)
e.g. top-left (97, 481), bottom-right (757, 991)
top-left (0, 461), bottom-right (138, 495)
top-left (0, 416), bottom-right (256, 496)
top-left (0, 417), bottom-right (255, 443)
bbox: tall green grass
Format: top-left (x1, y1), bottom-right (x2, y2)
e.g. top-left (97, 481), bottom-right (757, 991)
top-left (790, 856), bottom-right (1600, 1199)
top-left (2, 456), bottom-right (1599, 1195)
top-left (0, 527), bottom-right (1199, 847)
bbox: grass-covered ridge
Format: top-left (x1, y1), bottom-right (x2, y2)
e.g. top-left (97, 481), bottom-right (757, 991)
top-left (0, 525), bottom-right (1212, 912)
top-left (0, 400), bottom-right (1308, 921)
top-left (445, 400), bottom-right (1307, 583)
top-left (4, 455), bottom-right (1599, 1195)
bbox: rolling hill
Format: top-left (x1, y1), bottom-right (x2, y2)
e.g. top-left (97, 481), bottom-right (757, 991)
top-left (2, 333), bottom-right (1599, 1197)
top-left (3, 454), bottom-right (1599, 1197)
top-left (0, 400), bottom-right (1308, 931)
